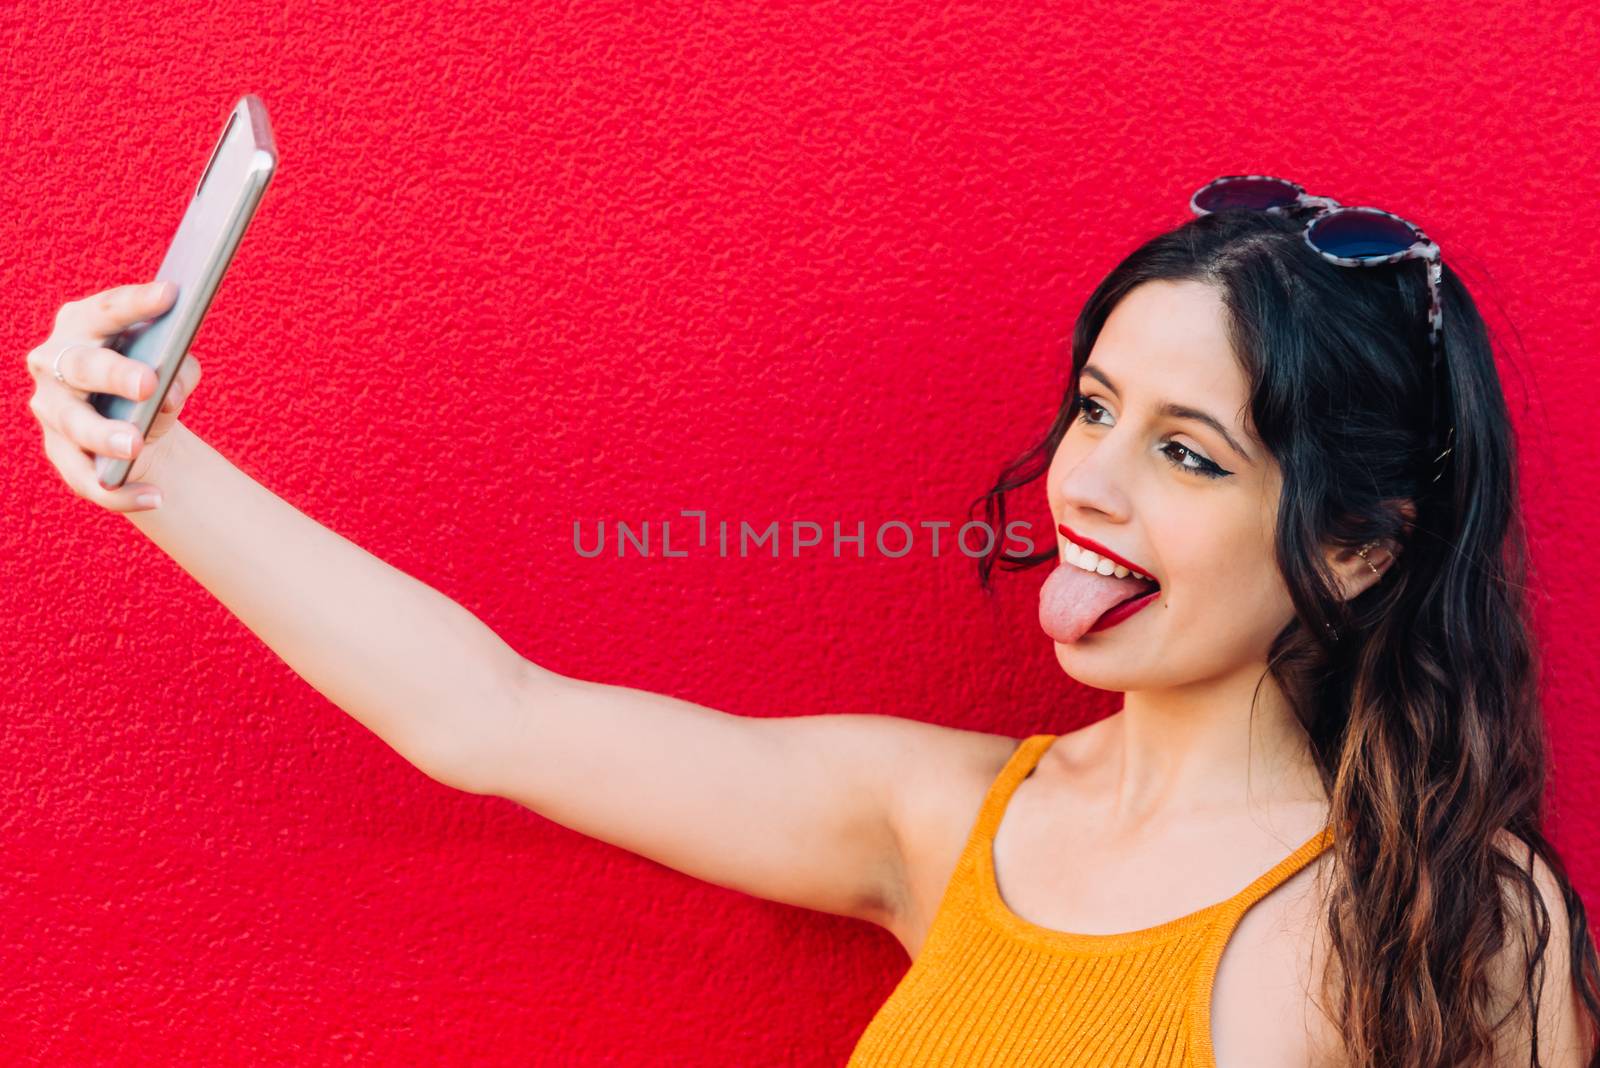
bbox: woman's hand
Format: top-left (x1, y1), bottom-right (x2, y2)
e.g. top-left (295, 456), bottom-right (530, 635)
top-left (25, 281), bottom-right (203, 512)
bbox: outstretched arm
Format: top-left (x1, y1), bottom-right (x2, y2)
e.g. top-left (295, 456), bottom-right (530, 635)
top-left (125, 425), bottom-right (1007, 935)
top-left (28, 282), bottom-right (1000, 935)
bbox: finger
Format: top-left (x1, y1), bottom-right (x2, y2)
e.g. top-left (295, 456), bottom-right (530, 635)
top-left (161, 353), bottom-right (201, 411)
top-left (27, 348), bottom-right (146, 458)
top-left (54, 281), bottom-right (176, 344)
top-left (36, 343), bottom-right (156, 401)
top-left (42, 428), bottom-right (163, 512)
top-left (56, 396), bottom-right (143, 462)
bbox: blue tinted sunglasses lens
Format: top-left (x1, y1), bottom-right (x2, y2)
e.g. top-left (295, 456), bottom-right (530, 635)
top-left (1195, 178), bottom-right (1300, 212)
top-left (1306, 211), bottom-right (1419, 258)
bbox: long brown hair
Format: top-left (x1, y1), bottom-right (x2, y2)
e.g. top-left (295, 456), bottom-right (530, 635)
top-left (972, 204), bottom-right (1600, 1066)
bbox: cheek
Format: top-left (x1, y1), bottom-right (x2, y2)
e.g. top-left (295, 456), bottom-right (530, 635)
top-left (1159, 521), bottom-right (1276, 603)
top-left (1164, 536), bottom-right (1293, 644)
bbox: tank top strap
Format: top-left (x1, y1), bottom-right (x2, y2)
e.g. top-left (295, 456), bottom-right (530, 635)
top-left (1214, 823), bottom-right (1336, 921)
top-left (971, 734), bottom-right (1059, 845)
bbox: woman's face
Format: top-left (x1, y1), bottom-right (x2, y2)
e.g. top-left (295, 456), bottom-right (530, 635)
top-left (1044, 279), bottom-right (1295, 691)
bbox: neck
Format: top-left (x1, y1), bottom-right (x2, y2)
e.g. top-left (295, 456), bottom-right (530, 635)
top-left (1102, 664), bottom-right (1327, 825)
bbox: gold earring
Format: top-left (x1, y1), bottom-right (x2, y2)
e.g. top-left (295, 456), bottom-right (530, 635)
top-left (1355, 540), bottom-right (1382, 577)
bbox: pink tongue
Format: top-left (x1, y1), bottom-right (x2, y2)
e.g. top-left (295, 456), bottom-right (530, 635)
top-left (1038, 563), bottom-right (1155, 644)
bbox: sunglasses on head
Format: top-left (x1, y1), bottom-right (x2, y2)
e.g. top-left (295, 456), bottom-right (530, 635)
top-left (1190, 174), bottom-right (1454, 482)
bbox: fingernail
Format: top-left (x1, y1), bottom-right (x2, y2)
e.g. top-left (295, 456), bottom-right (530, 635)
top-left (111, 431), bottom-right (134, 455)
top-left (137, 492), bottom-right (162, 509)
top-left (152, 281), bottom-right (174, 301)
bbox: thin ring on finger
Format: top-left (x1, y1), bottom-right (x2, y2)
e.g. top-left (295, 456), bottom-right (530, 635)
top-left (52, 342), bottom-right (81, 388)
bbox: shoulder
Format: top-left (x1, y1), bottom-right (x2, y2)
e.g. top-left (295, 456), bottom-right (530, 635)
top-left (1486, 831), bottom-right (1595, 1066)
top-left (876, 724), bottom-right (1025, 954)
top-left (885, 721), bottom-right (1022, 862)
top-left (1266, 831), bottom-right (1594, 1068)
top-left (881, 719), bottom-right (1118, 957)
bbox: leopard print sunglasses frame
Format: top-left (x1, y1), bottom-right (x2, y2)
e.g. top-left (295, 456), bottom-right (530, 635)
top-left (1189, 174), bottom-right (1454, 483)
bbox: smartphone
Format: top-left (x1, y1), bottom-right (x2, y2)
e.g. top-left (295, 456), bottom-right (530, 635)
top-left (92, 94), bottom-right (278, 490)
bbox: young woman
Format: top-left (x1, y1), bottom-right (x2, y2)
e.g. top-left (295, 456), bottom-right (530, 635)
top-left (26, 175), bottom-right (1600, 1066)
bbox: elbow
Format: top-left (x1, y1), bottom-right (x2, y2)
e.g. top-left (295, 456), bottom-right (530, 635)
top-left (410, 727), bottom-right (501, 797)
top-left (418, 655), bottom-right (542, 797)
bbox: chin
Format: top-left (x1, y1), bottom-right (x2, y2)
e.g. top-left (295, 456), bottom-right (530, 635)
top-left (1050, 638), bottom-right (1161, 693)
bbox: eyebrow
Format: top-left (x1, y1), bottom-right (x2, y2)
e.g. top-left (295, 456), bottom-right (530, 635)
top-left (1079, 364), bottom-right (1254, 463)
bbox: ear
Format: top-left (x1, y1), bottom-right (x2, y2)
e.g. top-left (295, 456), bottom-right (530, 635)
top-left (1327, 499), bottom-right (1417, 603)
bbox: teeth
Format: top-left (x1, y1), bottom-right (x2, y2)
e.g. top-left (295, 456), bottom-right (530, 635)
top-left (1062, 539), bottom-right (1156, 584)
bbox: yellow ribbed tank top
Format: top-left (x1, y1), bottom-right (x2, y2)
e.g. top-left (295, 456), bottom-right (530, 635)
top-left (845, 733), bottom-right (1333, 1068)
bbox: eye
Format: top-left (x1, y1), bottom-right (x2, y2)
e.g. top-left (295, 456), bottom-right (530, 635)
top-left (1160, 441), bottom-right (1228, 480)
top-left (1070, 395), bottom-right (1231, 480)
top-left (1072, 395), bottom-right (1109, 427)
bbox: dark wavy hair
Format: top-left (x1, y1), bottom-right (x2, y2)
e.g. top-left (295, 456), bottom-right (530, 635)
top-left (970, 203), bottom-right (1600, 1066)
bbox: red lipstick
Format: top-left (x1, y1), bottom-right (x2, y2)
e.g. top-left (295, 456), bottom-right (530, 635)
top-left (1085, 586), bottom-right (1161, 633)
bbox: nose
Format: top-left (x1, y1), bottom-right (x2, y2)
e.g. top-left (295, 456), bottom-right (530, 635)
top-left (1052, 432), bottom-right (1135, 525)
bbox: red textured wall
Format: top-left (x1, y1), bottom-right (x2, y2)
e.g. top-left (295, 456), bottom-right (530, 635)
top-left (5, 2), bottom-right (1597, 1064)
